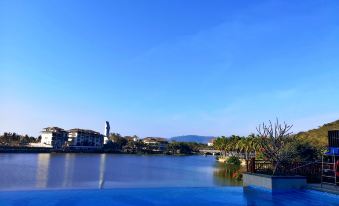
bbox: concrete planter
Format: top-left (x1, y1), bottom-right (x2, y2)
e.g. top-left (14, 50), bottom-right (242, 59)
top-left (243, 173), bottom-right (307, 191)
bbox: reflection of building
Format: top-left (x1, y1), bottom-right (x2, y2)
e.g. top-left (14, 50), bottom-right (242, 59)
top-left (143, 137), bottom-right (168, 152)
top-left (62, 153), bottom-right (74, 187)
top-left (36, 153), bottom-right (50, 188)
top-left (35, 153), bottom-right (107, 189)
top-left (67, 129), bottom-right (104, 148)
top-left (99, 154), bottom-right (106, 189)
top-left (40, 127), bottom-right (68, 148)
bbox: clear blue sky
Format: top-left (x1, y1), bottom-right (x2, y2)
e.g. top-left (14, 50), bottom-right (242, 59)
top-left (1, 0), bottom-right (339, 138)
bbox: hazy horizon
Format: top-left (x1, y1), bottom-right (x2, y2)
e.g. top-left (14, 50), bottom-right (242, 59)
top-left (1, 0), bottom-right (339, 138)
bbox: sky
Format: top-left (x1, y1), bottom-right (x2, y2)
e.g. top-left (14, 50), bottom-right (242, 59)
top-left (1, 0), bottom-right (339, 138)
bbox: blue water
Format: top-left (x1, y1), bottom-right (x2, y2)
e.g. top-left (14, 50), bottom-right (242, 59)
top-left (0, 187), bottom-right (339, 206)
top-left (0, 153), bottom-right (239, 190)
top-left (0, 154), bottom-right (338, 205)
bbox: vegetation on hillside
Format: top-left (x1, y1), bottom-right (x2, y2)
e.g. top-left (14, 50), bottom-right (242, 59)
top-left (170, 135), bottom-right (214, 144)
top-left (295, 119), bottom-right (339, 149)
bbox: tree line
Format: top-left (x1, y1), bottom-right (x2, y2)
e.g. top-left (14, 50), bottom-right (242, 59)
top-left (213, 120), bottom-right (322, 163)
top-left (103, 133), bottom-right (208, 154)
top-left (0, 132), bottom-right (40, 146)
top-left (0, 131), bottom-right (208, 154)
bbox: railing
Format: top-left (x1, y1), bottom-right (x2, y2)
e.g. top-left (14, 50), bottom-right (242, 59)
top-left (246, 158), bottom-right (322, 183)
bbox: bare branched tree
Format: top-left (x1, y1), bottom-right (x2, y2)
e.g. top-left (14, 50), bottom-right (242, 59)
top-left (256, 119), bottom-right (293, 175)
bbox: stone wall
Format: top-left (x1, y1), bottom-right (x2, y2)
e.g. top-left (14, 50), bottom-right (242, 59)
top-left (243, 173), bottom-right (307, 190)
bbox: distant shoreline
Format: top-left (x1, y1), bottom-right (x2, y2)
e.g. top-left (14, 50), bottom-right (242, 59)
top-left (0, 146), bottom-right (201, 155)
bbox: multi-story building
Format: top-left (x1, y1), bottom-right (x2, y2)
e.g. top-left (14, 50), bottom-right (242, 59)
top-left (142, 137), bottom-right (168, 152)
top-left (40, 127), bottom-right (68, 148)
top-left (67, 129), bottom-right (104, 148)
top-left (39, 121), bottom-right (110, 149)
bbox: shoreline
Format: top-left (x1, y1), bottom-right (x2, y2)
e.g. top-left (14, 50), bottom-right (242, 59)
top-left (0, 146), bottom-right (202, 155)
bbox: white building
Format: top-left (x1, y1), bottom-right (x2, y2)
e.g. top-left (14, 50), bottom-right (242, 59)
top-left (40, 121), bottom-right (109, 149)
top-left (207, 138), bottom-right (215, 147)
top-left (142, 137), bottom-right (168, 152)
top-left (67, 128), bottom-right (104, 148)
top-left (40, 127), bottom-right (68, 148)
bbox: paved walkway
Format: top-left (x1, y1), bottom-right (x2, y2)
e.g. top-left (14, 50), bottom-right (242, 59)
top-left (307, 183), bottom-right (339, 195)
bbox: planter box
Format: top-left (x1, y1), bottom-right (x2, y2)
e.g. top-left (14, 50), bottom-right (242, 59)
top-left (243, 173), bottom-right (307, 191)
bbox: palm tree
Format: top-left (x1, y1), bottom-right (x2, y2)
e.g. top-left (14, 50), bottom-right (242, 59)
top-left (237, 137), bottom-right (253, 159)
top-left (227, 135), bottom-right (240, 156)
top-left (247, 134), bottom-right (262, 158)
top-left (235, 138), bottom-right (246, 159)
top-left (214, 136), bottom-right (228, 157)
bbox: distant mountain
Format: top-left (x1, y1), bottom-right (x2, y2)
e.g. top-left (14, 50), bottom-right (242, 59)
top-left (295, 119), bottom-right (339, 147)
top-left (170, 135), bottom-right (214, 144)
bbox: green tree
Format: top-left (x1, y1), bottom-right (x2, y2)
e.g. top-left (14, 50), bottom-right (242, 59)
top-left (167, 142), bottom-right (194, 154)
top-left (226, 156), bottom-right (241, 165)
top-left (214, 136), bottom-right (228, 156)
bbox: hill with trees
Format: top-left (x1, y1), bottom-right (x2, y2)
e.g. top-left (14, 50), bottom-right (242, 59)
top-left (170, 135), bottom-right (214, 144)
top-left (295, 119), bottom-right (339, 148)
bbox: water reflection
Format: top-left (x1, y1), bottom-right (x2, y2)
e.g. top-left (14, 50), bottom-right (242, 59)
top-left (35, 154), bottom-right (50, 188)
top-left (62, 154), bottom-right (75, 187)
top-left (99, 154), bottom-right (106, 189)
top-left (0, 154), bottom-right (240, 190)
top-left (213, 162), bottom-right (243, 186)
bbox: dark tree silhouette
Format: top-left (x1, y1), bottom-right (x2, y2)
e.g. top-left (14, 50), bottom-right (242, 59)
top-left (256, 119), bottom-right (293, 175)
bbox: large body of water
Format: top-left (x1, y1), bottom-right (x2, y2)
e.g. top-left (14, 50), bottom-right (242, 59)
top-left (1, 153), bottom-right (339, 206)
top-left (0, 153), bottom-right (239, 190)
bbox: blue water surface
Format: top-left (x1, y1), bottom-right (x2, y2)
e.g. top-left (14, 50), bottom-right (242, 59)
top-left (0, 187), bottom-right (339, 206)
top-left (0, 154), bottom-right (338, 205)
top-left (0, 154), bottom-right (239, 190)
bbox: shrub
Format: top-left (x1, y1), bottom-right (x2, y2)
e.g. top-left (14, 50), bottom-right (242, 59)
top-left (283, 139), bottom-right (322, 162)
top-left (226, 156), bottom-right (241, 165)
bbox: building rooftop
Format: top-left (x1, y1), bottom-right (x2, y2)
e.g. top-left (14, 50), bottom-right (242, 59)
top-left (42, 127), bottom-right (66, 132)
top-left (68, 128), bottom-right (101, 135)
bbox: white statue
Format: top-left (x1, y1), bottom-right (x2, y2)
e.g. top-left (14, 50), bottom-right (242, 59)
top-left (104, 121), bottom-right (110, 144)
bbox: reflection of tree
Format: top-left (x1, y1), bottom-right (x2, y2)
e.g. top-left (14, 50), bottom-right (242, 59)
top-left (213, 163), bottom-right (244, 186)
